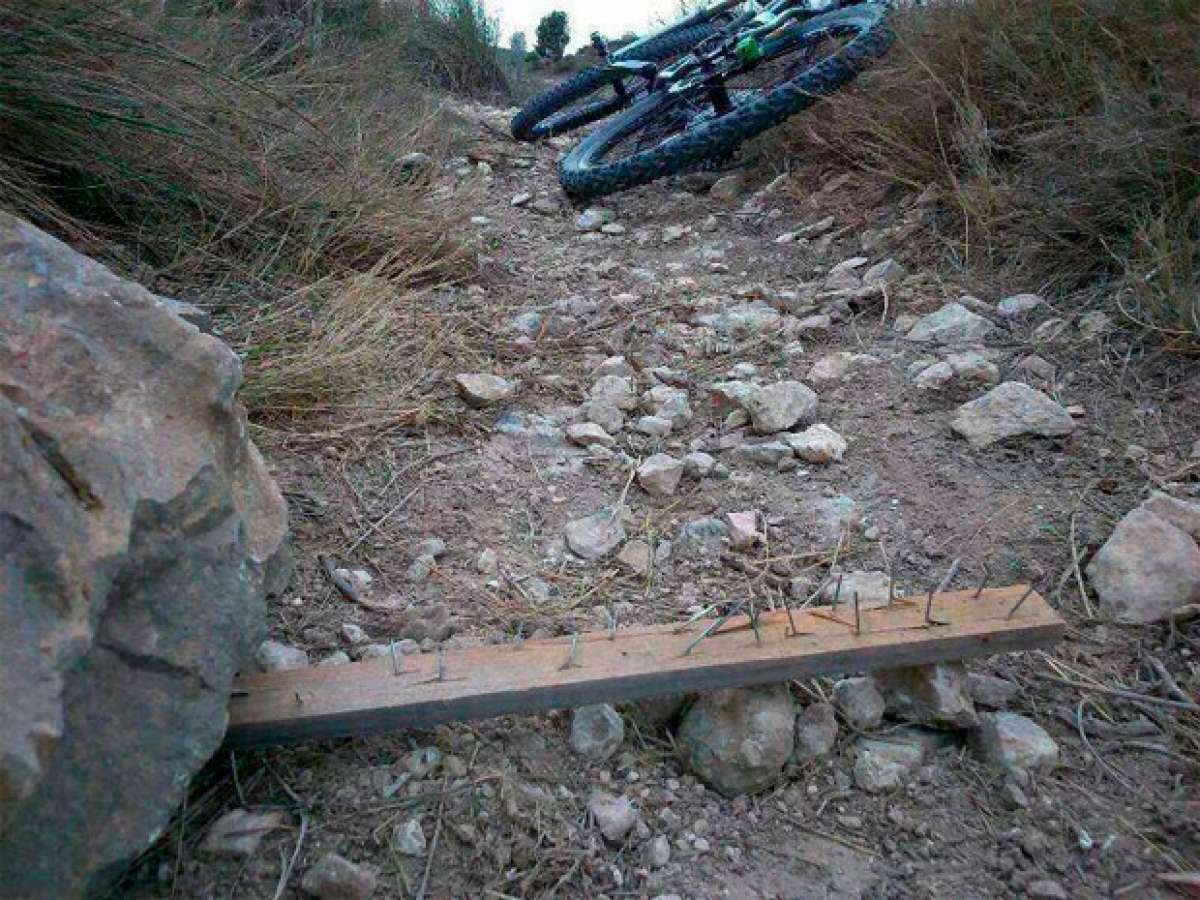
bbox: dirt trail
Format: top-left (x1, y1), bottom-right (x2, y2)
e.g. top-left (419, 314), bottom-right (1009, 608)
top-left (158, 101), bottom-right (1198, 900)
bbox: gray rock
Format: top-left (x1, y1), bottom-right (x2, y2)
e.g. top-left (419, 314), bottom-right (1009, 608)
top-left (476, 547), bottom-right (499, 575)
top-left (913, 361), bottom-right (956, 390)
top-left (638, 454), bottom-right (685, 497)
top-left (968, 673), bottom-right (1020, 709)
top-left (876, 663), bottom-right (979, 729)
top-left (589, 791), bottom-right (638, 843)
top-left (683, 451), bottom-right (716, 478)
top-left (636, 415), bottom-right (673, 437)
top-left (257, 640), bottom-right (309, 672)
top-left (616, 539), bottom-right (653, 575)
top-left (576, 207), bottom-right (616, 232)
top-left (407, 553), bottom-right (436, 582)
top-left (832, 677), bottom-right (885, 731)
top-left (571, 704), bottom-right (625, 760)
top-left (200, 809), bottom-right (287, 858)
top-left (792, 702), bottom-right (838, 763)
top-left (641, 384), bottom-right (693, 429)
top-left (398, 151), bottom-right (432, 173)
top-left (996, 293), bottom-right (1044, 317)
top-left (951, 382), bottom-right (1076, 448)
top-left (531, 197), bottom-right (560, 215)
top-left (583, 399), bottom-right (626, 434)
top-left (742, 381), bottom-right (819, 434)
top-left (300, 852), bottom-right (377, 900)
top-left (709, 173), bottom-right (746, 202)
top-left (795, 314), bottom-right (832, 333)
top-left (1086, 494), bottom-right (1200, 623)
top-left (341, 623), bottom-right (369, 645)
top-left (396, 603), bottom-right (454, 643)
top-left (729, 441), bottom-right (793, 468)
top-left (1026, 879), bottom-right (1068, 899)
top-left (1078, 310), bottom-right (1113, 338)
top-left (852, 728), bottom-right (951, 793)
top-left (677, 517), bottom-right (729, 552)
top-left (511, 192), bottom-right (532, 207)
top-left (785, 423), bottom-right (846, 463)
top-left (693, 303), bottom-right (782, 336)
top-left (392, 819), bottom-right (427, 857)
top-left (455, 373), bottom-right (516, 407)
top-left (318, 651), bottom-right (351, 667)
top-left (566, 422), bottom-right (615, 447)
top-left (566, 508), bottom-right (627, 561)
top-left (594, 355), bottom-right (634, 377)
top-left (946, 350), bottom-right (1001, 385)
top-left (644, 834), bottom-right (672, 869)
top-left (907, 302), bottom-right (996, 344)
top-left (861, 258), bottom-right (907, 286)
top-left (417, 538), bottom-right (446, 559)
top-left (970, 712), bottom-right (1058, 771)
top-left (1032, 317), bottom-right (1069, 342)
top-left (677, 685), bottom-right (796, 797)
top-left (808, 352), bottom-right (881, 383)
top-left (800, 495), bottom-right (860, 542)
top-left (819, 571), bottom-right (893, 605)
top-left (0, 215), bottom-right (290, 897)
top-left (590, 375), bottom-right (638, 411)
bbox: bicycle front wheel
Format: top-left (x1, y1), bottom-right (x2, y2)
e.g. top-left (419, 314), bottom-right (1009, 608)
top-left (559, 4), bottom-right (893, 199)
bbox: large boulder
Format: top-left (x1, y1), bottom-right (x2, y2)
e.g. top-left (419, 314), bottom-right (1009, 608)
top-left (0, 214), bottom-right (290, 897)
top-left (677, 686), bottom-right (795, 797)
top-left (1087, 493), bottom-right (1200, 623)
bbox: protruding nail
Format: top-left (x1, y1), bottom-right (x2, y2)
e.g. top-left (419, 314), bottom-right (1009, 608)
top-left (1006, 585), bottom-right (1036, 620)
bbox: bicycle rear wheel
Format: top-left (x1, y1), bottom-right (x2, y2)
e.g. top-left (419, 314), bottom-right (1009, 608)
top-left (510, 22), bottom-right (720, 142)
top-left (559, 4), bottom-right (892, 199)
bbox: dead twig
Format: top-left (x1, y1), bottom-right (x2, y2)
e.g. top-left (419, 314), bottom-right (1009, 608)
top-left (1077, 699), bottom-right (1135, 791)
top-left (415, 774), bottom-right (451, 900)
top-left (272, 812), bottom-right (308, 900)
top-left (1034, 673), bottom-right (1199, 711)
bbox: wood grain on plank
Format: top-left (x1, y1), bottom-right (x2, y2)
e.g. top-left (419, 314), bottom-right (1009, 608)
top-left (227, 585), bottom-right (1062, 747)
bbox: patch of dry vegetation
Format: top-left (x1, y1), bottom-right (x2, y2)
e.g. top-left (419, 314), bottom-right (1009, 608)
top-left (773, 0), bottom-right (1199, 342)
top-left (0, 0), bottom-right (517, 430)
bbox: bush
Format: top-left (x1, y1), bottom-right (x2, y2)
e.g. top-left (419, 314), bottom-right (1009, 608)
top-left (779, 0), bottom-right (1199, 340)
top-left (0, 0), bottom-right (492, 425)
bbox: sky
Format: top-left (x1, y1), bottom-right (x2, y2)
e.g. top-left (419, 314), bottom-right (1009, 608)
top-left (487, 0), bottom-right (687, 52)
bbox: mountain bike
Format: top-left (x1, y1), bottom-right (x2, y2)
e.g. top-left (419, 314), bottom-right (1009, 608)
top-left (510, 1), bottom-right (893, 200)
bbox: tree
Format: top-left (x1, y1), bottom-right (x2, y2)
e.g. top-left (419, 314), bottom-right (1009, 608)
top-left (509, 31), bottom-right (527, 56)
top-left (535, 10), bottom-right (569, 61)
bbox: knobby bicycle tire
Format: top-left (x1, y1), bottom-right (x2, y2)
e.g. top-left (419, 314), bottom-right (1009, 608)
top-left (510, 22), bottom-right (721, 142)
top-left (559, 5), bottom-right (892, 200)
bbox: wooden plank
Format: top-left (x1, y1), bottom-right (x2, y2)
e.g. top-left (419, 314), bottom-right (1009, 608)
top-left (227, 585), bottom-right (1063, 748)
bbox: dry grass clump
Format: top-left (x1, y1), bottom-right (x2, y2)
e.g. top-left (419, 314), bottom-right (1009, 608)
top-left (774, 0), bottom-right (1199, 341)
top-left (0, 0), bottom-right (513, 427)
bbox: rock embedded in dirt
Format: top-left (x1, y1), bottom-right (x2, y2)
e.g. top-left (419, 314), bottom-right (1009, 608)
top-left (709, 173), bottom-right (746, 202)
top-left (729, 441), bottom-right (794, 469)
top-left (1026, 879), bottom-right (1069, 900)
top-left (968, 673), bottom-right (1021, 708)
top-left (257, 640), bottom-right (309, 672)
top-left (590, 375), bottom-right (638, 411)
top-left (583, 399), bottom-right (626, 433)
top-left (319, 651), bottom-right (351, 667)
top-left (642, 384), bottom-right (693, 429)
top-left (913, 361), bottom-right (956, 390)
top-left (807, 352), bottom-right (881, 383)
top-left (300, 852), bottom-right (378, 900)
top-left (800, 494), bottom-right (861, 542)
top-left (392, 819), bottom-right (427, 857)
top-left (0, 216), bottom-right (290, 896)
top-left (683, 451), bottom-right (716, 478)
top-left (906, 302), bottom-right (997, 344)
top-left (200, 809), bottom-right (287, 858)
top-left (638, 453), bottom-right (685, 497)
top-left (644, 834), bottom-right (672, 869)
top-left (407, 553), bottom-right (436, 582)
top-left (793, 703), bottom-right (838, 763)
top-left (589, 791), bottom-right (638, 843)
top-left (1086, 492), bottom-right (1200, 623)
top-left (951, 382), bottom-right (1076, 448)
top-left (861, 258), bottom-right (907, 286)
top-left (565, 508), bottom-right (627, 560)
top-left (795, 313), bottom-right (832, 333)
top-left (566, 422), bottom-right (616, 448)
top-left (571, 703), bottom-right (626, 760)
top-left (725, 511), bottom-right (762, 550)
top-left (617, 539), bottom-right (653, 575)
top-left (594, 355), bottom-right (634, 377)
top-left (1077, 310), bottom-right (1113, 339)
top-left (677, 517), bottom-right (730, 554)
top-left (455, 373), bottom-right (516, 407)
top-left (398, 151), bottom-right (432, 173)
top-left (511, 192), bottom-right (532, 207)
top-left (576, 207), bottom-right (616, 232)
top-left (742, 380), bottom-right (819, 434)
top-left (852, 728), bottom-right (951, 793)
top-left (396, 603), bottom-right (454, 643)
top-left (996, 293), bottom-right (1044, 317)
top-left (341, 623), bottom-right (369, 645)
top-left (635, 415), bottom-right (673, 437)
top-left (819, 571), bottom-right (893, 605)
top-left (476, 547), bottom-right (499, 575)
top-left (833, 677), bottom-right (885, 731)
top-left (693, 302), bottom-right (783, 336)
top-left (417, 538), bottom-right (446, 559)
top-left (785, 423), bottom-right (847, 463)
top-left (677, 685), bottom-right (796, 797)
top-left (970, 712), bottom-right (1059, 771)
top-left (876, 663), bottom-right (979, 729)
top-left (946, 350), bottom-right (1001, 385)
